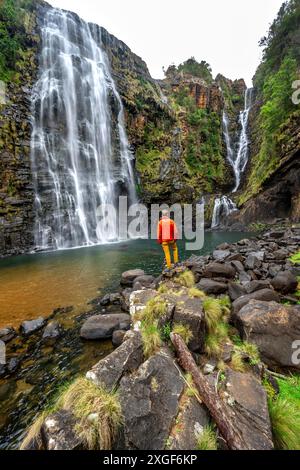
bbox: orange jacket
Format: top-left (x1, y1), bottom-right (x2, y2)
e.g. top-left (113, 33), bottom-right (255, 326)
top-left (157, 217), bottom-right (178, 244)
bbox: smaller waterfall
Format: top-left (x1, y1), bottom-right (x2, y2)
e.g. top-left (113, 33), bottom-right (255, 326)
top-left (211, 196), bottom-right (238, 229)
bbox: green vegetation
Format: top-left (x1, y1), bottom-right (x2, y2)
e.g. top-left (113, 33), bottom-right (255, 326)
top-left (264, 374), bottom-right (300, 450)
top-left (203, 296), bottom-right (232, 359)
top-left (172, 323), bottom-right (193, 345)
top-left (196, 424), bottom-right (218, 450)
top-left (165, 57), bottom-right (213, 83)
top-left (0, 0), bottom-right (34, 81)
top-left (241, 0), bottom-right (300, 204)
top-left (188, 287), bottom-right (206, 299)
top-left (290, 251), bottom-right (300, 265)
top-left (141, 322), bottom-right (162, 359)
top-left (175, 270), bottom-right (195, 288)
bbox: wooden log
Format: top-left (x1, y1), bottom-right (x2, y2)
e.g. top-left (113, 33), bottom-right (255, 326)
top-left (170, 332), bottom-right (245, 450)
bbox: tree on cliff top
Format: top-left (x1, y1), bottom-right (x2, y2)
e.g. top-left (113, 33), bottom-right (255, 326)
top-left (164, 57), bottom-right (213, 83)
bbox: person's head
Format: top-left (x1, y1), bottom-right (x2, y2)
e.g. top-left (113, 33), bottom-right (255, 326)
top-left (162, 209), bottom-right (169, 218)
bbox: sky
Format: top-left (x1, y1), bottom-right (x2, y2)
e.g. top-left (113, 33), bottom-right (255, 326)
top-left (48, 0), bottom-right (284, 86)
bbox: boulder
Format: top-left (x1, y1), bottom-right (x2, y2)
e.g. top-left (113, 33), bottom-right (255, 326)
top-left (216, 242), bottom-right (231, 250)
top-left (133, 275), bottom-right (156, 291)
top-left (220, 370), bottom-right (273, 450)
top-left (245, 252), bottom-right (264, 270)
top-left (112, 330), bottom-right (126, 347)
top-left (99, 293), bottom-right (122, 306)
top-left (197, 278), bottom-right (228, 295)
top-left (86, 331), bottom-right (144, 391)
top-left (43, 410), bottom-right (82, 450)
top-left (0, 327), bottom-right (16, 343)
top-left (20, 317), bottom-right (46, 336)
top-left (236, 300), bottom-right (300, 370)
top-left (228, 282), bottom-right (247, 301)
top-left (80, 314), bottom-right (131, 340)
top-left (118, 350), bottom-right (184, 450)
top-left (230, 260), bottom-right (245, 273)
top-left (42, 321), bottom-right (62, 340)
top-left (169, 396), bottom-right (210, 450)
top-left (203, 263), bottom-right (236, 279)
top-left (129, 289), bottom-right (158, 321)
top-left (239, 271), bottom-right (252, 283)
top-left (121, 269), bottom-right (145, 287)
top-left (173, 298), bottom-right (205, 352)
top-left (270, 271), bottom-right (298, 294)
top-left (244, 280), bottom-right (272, 294)
top-left (232, 289), bottom-right (280, 315)
top-left (212, 250), bottom-right (231, 261)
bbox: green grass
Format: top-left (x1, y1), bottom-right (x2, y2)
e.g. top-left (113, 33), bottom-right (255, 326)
top-left (268, 397), bottom-right (300, 450)
top-left (175, 270), bottom-right (195, 288)
top-left (203, 298), bottom-right (223, 331)
top-left (290, 252), bottom-right (300, 265)
top-left (196, 424), bottom-right (218, 450)
top-left (172, 323), bottom-right (193, 345)
top-left (188, 287), bottom-right (206, 299)
top-left (141, 322), bottom-right (162, 359)
top-left (230, 351), bottom-right (246, 373)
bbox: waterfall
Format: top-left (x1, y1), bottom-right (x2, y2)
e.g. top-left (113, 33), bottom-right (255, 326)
top-left (211, 196), bottom-right (238, 229)
top-left (211, 88), bottom-right (252, 228)
top-left (30, 8), bottom-right (136, 250)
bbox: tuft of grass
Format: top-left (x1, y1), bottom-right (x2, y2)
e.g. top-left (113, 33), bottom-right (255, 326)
top-left (172, 323), bottom-right (193, 345)
top-left (20, 412), bottom-right (48, 450)
top-left (277, 375), bottom-right (300, 406)
top-left (141, 322), bottom-right (162, 359)
top-left (205, 333), bottom-right (222, 358)
top-left (218, 295), bottom-right (231, 319)
top-left (188, 287), bottom-right (206, 299)
top-left (290, 252), bottom-right (300, 265)
top-left (185, 373), bottom-right (199, 398)
top-left (268, 397), bottom-right (300, 450)
top-left (161, 322), bottom-right (172, 342)
top-left (59, 378), bottom-right (122, 450)
top-left (203, 298), bottom-right (223, 331)
top-left (175, 270), bottom-right (195, 288)
top-left (196, 424), bottom-right (218, 450)
top-left (239, 341), bottom-right (260, 365)
top-left (230, 351), bottom-right (246, 373)
top-left (134, 297), bottom-right (167, 325)
top-left (157, 283), bottom-right (169, 294)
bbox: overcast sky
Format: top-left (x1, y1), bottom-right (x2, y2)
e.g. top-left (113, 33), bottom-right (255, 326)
top-left (48, 0), bottom-right (284, 86)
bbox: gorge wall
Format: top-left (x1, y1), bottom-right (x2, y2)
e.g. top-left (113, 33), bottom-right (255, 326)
top-left (0, 0), bottom-right (299, 256)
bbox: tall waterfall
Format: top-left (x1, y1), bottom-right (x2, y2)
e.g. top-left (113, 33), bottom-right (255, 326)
top-left (211, 88), bottom-right (252, 228)
top-left (30, 8), bottom-right (136, 250)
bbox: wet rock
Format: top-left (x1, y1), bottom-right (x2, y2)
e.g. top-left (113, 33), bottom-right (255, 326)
top-left (0, 364), bottom-right (6, 379)
top-left (220, 370), bottom-right (273, 450)
top-left (169, 396), bottom-right (210, 450)
top-left (270, 271), bottom-right (298, 294)
top-left (121, 269), bottom-right (145, 287)
top-left (232, 289), bottom-right (280, 315)
top-left (118, 350), bottom-right (184, 450)
top-left (20, 317), bottom-right (46, 336)
top-left (86, 331), bottom-right (143, 391)
top-left (80, 313), bottom-right (131, 340)
top-left (0, 327), bottom-right (16, 343)
top-left (43, 410), bottom-right (82, 450)
top-left (236, 300), bottom-right (300, 370)
top-left (197, 278), bottom-right (228, 295)
top-left (228, 282), bottom-right (247, 301)
top-left (213, 250), bottom-right (231, 261)
top-left (42, 321), bottom-right (62, 340)
top-left (7, 357), bottom-right (20, 374)
top-left (173, 298), bottom-right (205, 352)
top-left (203, 262), bottom-right (236, 279)
top-left (112, 330), bottom-right (126, 347)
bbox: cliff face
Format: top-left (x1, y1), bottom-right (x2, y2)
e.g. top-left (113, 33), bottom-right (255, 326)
top-left (0, 1), bottom-right (39, 256)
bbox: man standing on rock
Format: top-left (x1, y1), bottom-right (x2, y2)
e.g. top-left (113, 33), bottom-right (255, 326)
top-left (157, 209), bottom-right (179, 270)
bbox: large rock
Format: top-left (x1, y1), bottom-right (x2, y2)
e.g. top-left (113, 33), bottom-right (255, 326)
top-left (244, 280), bottom-right (272, 294)
top-left (43, 410), bottom-right (82, 450)
top-left (220, 370), bottom-right (273, 450)
top-left (169, 396), bottom-right (210, 450)
top-left (197, 278), bottom-right (228, 295)
top-left (270, 271), bottom-right (298, 294)
top-left (129, 289), bottom-right (157, 319)
top-left (20, 317), bottom-right (46, 336)
top-left (0, 327), bottom-right (16, 343)
top-left (244, 252), bottom-right (265, 270)
top-left (42, 321), bottom-right (62, 340)
top-left (236, 300), bottom-right (300, 370)
top-left (86, 331), bottom-right (144, 391)
top-left (80, 313), bottom-right (131, 340)
top-left (232, 289), bottom-right (280, 315)
top-left (133, 275), bottom-right (156, 291)
top-left (203, 262), bottom-right (236, 279)
top-left (213, 250), bottom-right (231, 261)
top-left (173, 297), bottom-right (205, 352)
top-left (121, 269), bottom-right (145, 287)
top-left (118, 350), bottom-right (184, 450)
top-left (228, 282), bottom-right (247, 301)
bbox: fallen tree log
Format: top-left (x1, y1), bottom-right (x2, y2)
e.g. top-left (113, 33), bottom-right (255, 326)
top-left (170, 333), bottom-right (245, 450)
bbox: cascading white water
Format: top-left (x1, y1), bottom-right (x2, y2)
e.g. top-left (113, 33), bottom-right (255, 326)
top-left (211, 196), bottom-right (238, 229)
top-left (211, 88), bottom-right (252, 228)
top-left (31, 8), bottom-right (136, 250)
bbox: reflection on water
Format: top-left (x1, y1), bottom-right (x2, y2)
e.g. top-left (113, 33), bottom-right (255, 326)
top-left (0, 233), bottom-right (254, 328)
